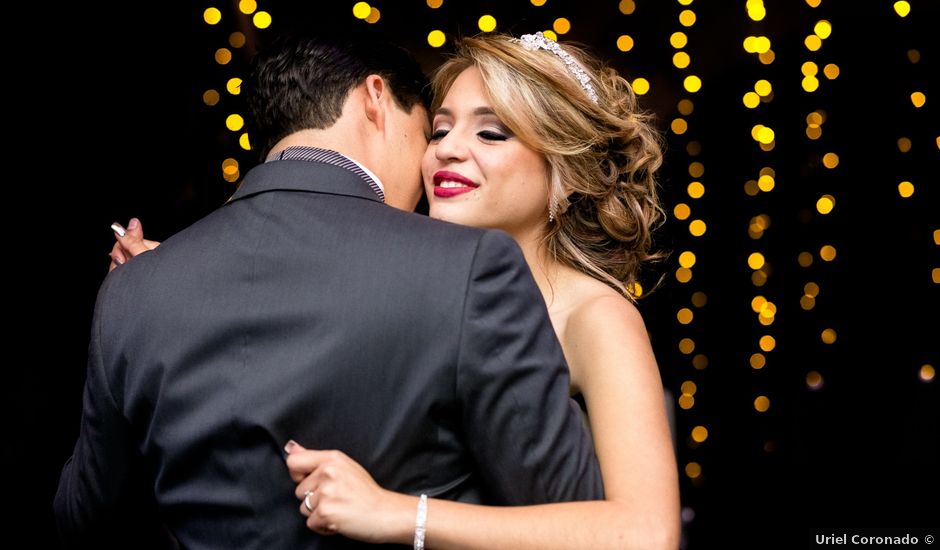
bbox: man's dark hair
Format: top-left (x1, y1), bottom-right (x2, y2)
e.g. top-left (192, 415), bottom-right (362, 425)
top-left (246, 31), bottom-right (431, 158)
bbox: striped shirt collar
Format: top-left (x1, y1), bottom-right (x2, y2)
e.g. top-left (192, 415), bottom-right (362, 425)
top-left (266, 146), bottom-right (385, 203)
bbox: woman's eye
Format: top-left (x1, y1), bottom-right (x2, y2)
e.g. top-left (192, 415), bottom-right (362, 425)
top-left (478, 130), bottom-right (508, 141)
top-left (430, 129), bottom-right (449, 140)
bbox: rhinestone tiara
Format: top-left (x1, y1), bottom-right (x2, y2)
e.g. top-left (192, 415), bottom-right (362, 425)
top-left (516, 32), bottom-right (599, 104)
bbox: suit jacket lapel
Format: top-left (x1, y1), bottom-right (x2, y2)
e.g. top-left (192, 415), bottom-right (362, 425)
top-left (226, 160), bottom-right (385, 205)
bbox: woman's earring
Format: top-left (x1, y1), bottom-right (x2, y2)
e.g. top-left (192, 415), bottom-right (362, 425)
top-left (548, 196), bottom-right (559, 223)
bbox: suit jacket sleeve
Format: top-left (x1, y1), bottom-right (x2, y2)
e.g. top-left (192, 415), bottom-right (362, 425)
top-left (54, 280), bottom-right (170, 547)
top-left (456, 230), bottom-right (604, 504)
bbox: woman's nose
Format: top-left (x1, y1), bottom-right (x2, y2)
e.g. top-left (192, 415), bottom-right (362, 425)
top-left (434, 130), bottom-right (468, 162)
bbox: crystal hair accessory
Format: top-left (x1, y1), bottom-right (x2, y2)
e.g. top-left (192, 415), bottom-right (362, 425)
top-left (516, 32), bottom-right (599, 104)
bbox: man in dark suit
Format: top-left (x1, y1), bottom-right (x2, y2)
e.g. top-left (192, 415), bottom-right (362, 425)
top-left (55, 33), bottom-right (602, 548)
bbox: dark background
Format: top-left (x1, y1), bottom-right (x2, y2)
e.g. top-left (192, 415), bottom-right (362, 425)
top-left (16, 1), bottom-right (937, 547)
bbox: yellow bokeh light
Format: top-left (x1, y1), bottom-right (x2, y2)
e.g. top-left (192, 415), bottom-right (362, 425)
top-left (802, 75), bottom-right (820, 92)
top-left (689, 162), bottom-right (704, 178)
top-left (689, 220), bottom-right (707, 237)
top-left (756, 126), bottom-right (775, 144)
top-left (821, 328), bottom-right (837, 344)
top-left (934, 268), bottom-right (940, 284)
top-left (226, 78), bottom-right (242, 96)
top-left (754, 79), bottom-right (772, 96)
top-left (428, 30), bottom-right (446, 48)
top-left (743, 92), bottom-right (760, 109)
top-left (679, 9), bottom-right (696, 27)
top-left (801, 295), bottom-right (816, 310)
top-left (677, 308), bottom-right (694, 325)
top-left (222, 158), bottom-right (239, 175)
top-left (760, 166), bottom-right (775, 177)
top-left (894, 1), bottom-right (911, 17)
top-left (934, 229), bottom-right (940, 245)
top-left (814, 20), bottom-right (832, 39)
top-left (679, 338), bottom-right (695, 354)
top-left (691, 426), bottom-right (708, 442)
top-left (799, 252), bottom-right (814, 267)
top-left (898, 181), bottom-right (915, 198)
top-left (674, 203), bottom-right (691, 220)
top-left (685, 462), bottom-right (702, 479)
top-left (673, 52), bottom-right (691, 69)
top-left (936, 136), bottom-right (940, 150)
top-left (807, 371), bottom-right (824, 390)
top-left (919, 364), bottom-right (935, 382)
top-left (757, 174), bottom-right (775, 192)
top-left (897, 137), bottom-right (912, 153)
top-left (223, 170), bottom-right (240, 183)
top-left (352, 2), bottom-right (371, 18)
top-left (676, 267), bottom-right (693, 283)
top-left (816, 194), bottom-right (835, 214)
top-left (759, 335), bottom-right (776, 352)
top-left (681, 381), bottom-right (697, 395)
top-left (253, 11), bottom-right (271, 28)
top-left (751, 295), bottom-right (767, 313)
top-left (553, 18), bottom-right (571, 34)
top-left (671, 32), bottom-right (688, 49)
top-left (229, 32), bottom-right (246, 48)
top-left (688, 181), bottom-right (705, 199)
top-left (748, 4), bottom-right (766, 21)
top-left (759, 301), bottom-right (776, 320)
top-left (802, 61), bottom-right (818, 76)
top-left (693, 354), bottom-right (708, 369)
top-left (428, 0), bottom-right (444, 7)
top-left (225, 114), bottom-right (244, 131)
top-left (823, 152), bottom-right (839, 168)
top-left (748, 252), bottom-right (766, 270)
top-left (805, 282), bottom-right (820, 298)
top-left (215, 48), bottom-right (232, 65)
top-left (805, 35), bottom-right (822, 51)
top-left (203, 89), bottom-right (220, 106)
top-left (619, 0), bottom-right (636, 14)
top-left (678, 0), bottom-right (694, 5)
top-left (632, 282), bottom-right (643, 297)
top-left (807, 111), bottom-right (824, 126)
top-left (806, 126), bottom-right (822, 140)
top-left (678, 394), bottom-right (695, 409)
top-left (754, 396), bottom-right (770, 412)
top-left (632, 78), bottom-right (650, 95)
top-left (544, 31), bottom-right (558, 41)
top-left (239, 0), bottom-right (257, 14)
top-left (239, 133), bottom-right (251, 151)
top-left (819, 245), bottom-right (836, 261)
top-left (678, 99), bottom-right (694, 115)
top-left (759, 50), bottom-right (776, 64)
top-left (365, 7), bottom-right (381, 23)
top-left (750, 353), bottom-right (766, 369)
top-left (692, 292), bottom-right (707, 307)
top-left (671, 118), bottom-right (688, 135)
top-left (478, 14), bottom-right (497, 32)
top-left (753, 36), bottom-right (771, 54)
top-left (823, 63), bottom-right (840, 79)
top-left (911, 92), bottom-right (926, 108)
top-left (908, 49), bottom-right (921, 63)
top-left (806, 0), bottom-right (821, 6)
top-left (617, 35), bottom-right (635, 52)
top-left (683, 75), bottom-right (702, 93)
top-left (204, 7), bottom-right (222, 25)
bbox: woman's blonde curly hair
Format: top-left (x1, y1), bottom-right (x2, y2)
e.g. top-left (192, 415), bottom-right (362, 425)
top-left (431, 34), bottom-right (666, 299)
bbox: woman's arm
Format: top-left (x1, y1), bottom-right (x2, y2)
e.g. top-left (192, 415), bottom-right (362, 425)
top-left (287, 295), bottom-right (680, 549)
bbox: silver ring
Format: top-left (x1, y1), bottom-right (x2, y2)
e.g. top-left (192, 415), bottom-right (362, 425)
top-left (303, 490), bottom-right (315, 512)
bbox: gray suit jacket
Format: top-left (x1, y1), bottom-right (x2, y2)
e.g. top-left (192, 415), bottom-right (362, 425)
top-left (55, 159), bottom-right (603, 549)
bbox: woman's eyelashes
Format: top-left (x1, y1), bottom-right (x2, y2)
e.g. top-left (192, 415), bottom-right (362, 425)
top-left (429, 126), bottom-right (510, 142)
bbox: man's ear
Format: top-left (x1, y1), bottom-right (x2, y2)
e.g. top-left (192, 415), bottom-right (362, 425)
top-left (363, 74), bottom-right (387, 131)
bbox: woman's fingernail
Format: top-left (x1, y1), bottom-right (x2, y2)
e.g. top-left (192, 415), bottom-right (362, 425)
top-left (111, 223), bottom-right (126, 238)
top-left (284, 440), bottom-right (298, 453)
top-left (128, 218), bottom-right (140, 231)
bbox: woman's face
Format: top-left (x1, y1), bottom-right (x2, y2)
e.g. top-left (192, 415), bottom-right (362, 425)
top-left (422, 67), bottom-right (550, 236)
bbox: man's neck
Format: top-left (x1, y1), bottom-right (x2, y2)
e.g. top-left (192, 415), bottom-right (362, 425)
top-left (266, 129), bottom-right (364, 164)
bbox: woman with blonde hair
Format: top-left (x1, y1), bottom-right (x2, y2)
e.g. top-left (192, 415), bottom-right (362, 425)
top-left (286, 33), bottom-right (680, 549)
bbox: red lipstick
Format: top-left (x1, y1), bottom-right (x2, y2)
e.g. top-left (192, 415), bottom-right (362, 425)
top-left (433, 170), bottom-right (479, 198)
